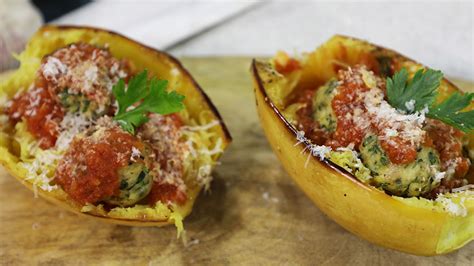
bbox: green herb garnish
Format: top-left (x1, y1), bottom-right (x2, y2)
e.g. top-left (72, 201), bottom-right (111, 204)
top-left (386, 68), bottom-right (474, 133)
top-left (428, 92), bottom-right (474, 132)
top-left (112, 70), bottom-right (185, 134)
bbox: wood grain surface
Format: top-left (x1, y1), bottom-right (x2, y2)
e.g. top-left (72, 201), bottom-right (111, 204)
top-left (0, 57), bottom-right (472, 265)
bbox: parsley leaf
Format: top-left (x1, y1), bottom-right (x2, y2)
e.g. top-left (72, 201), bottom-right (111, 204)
top-left (386, 68), bottom-right (443, 113)
top-left (428, 92), bottom-right (474, 132)
top-left (386, 67), bottom-right (474, 133)
top-left (112, 70), bottom-right (185, 134)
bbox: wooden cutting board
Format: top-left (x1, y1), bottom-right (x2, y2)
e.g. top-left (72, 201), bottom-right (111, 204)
top-left (0, 57), bottom-right (472, 265)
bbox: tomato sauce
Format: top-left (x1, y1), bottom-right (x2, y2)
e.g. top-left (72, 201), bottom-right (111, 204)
top-left (378, 137), bottom-right (418, 165)
top-left (425, 120), bottom-right (469, 178)
top-left (7, 85), bottom-right (64, 149)
top-left (327, 79), bottom-right (369, 149)
top-left (6, 42), bottom-right (190, 207)
top-left (151, 114), bottom-right (187, 205)
top-left (138, 114), bottom-right (188, 205)
top-left (293, 65), bottom-right (426, 165)
top-left (55, 127), bottom-right (142, 205)
top-left (148, 183), bottom-right (187, 205)
top-left (7, 43), bottom-right (130, 149)
top-left (293, 89), bottom-right (331, 145)
top-left (274, 51), bottom-right (301, 74)
top-left (39, 43), bottom-right (130, 106)
top-left (275, 58), bottom-right (301, 74)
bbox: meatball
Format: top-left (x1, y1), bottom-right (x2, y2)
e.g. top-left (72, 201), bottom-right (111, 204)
top-left (106, 158), bottom-right (153, 206)
top-left (55, 124), bottom-right (152, 206)
top-left (359, 134), bottom-right (442, 197)
top-left (38, 43), bottom-right (130, 117)
top-left (312, 79), bottom-right (338, 132)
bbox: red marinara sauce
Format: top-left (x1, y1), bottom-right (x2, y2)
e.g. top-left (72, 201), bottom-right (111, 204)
top-left (148, 184), bottom-right (187, 206)
top-left (6, 84), bottom-right (64, 149)
top-left (293, 89), bottom-right (331, 145)
top-left (425, 119), bottom-right (470, 178)
top-left (330, 68), bottom-right (419, 164)
top-left (327, 75), bottom-right (369, 149)
top-left (274, 51), bottom-right (301, 74)
top-left (295, 66), bottom-right (420, 165)
top-left (55, 127), bottom-right (142, 205)
top-left (377, 134), bottom-right (419, 164)
top-left (6, 43), bottom-right (130, 149)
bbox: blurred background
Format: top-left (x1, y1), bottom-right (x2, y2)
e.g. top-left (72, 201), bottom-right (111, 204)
top-left (1, 0), bottom-right (473, 80)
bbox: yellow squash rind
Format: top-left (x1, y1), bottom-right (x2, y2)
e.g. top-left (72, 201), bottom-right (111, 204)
top-left (251, 35), bottom-right (473, 255)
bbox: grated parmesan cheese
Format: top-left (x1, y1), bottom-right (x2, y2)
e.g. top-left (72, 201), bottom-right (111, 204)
top-left (451, 185), bottom-right (474, 193)
top-left (82, 65), bottom-right (99, 93)
top-left (55, 112), bottom-right (93, 151)
top-left (404, 99), bottom-right (416, 113)
top-left (433, 171), bottom-right (446, 183)
top-left (435, 195), bottom-right (468, 217)
top-left (295, 130), bottom-right (332, 167)
top-left (363, 88), bottom-right (426, 146)
top-left (42, 57), bottom-right (68, 79)
top-left (130, 146), bottom-right (141, 162)
top-left (196, 164), bottom-right (213, 190)
top-left (21, 149), bottom-right (61, 192)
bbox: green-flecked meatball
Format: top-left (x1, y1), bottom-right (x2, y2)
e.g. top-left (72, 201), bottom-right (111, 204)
top-left (359, 134), bottom-right (442, 197)
top-left (106, 162), bottom-right (153, 207)
top-left (312, 79), bottom-right (338, 132)
top-left (59, 90), bottom-right (108, 118)
top-left (103, 143), bottom-right (154, 207)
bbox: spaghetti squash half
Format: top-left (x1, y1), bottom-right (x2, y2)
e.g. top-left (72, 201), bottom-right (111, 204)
top-left (252, 36), bottom-right (473, 255)
top-left (0, 25), bottom-right (231, 229)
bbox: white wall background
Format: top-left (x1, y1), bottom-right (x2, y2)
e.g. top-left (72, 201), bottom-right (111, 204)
top-left (169, 1), bottom-right (474, 80)
top-left (51, 0), bottom-right (474, 80)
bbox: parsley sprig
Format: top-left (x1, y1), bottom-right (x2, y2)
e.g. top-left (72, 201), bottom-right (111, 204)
top-left (112, 70), bottom-right (185, 134)
top-left (386, 68), bottom-right (474, 133)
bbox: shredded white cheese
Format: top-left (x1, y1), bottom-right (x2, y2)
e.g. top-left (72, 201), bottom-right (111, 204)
top-left (295, 131), bottom-right (332, 167)
top-left (196, 164), bottom-right (212, 190)
top-left (82, 65), bottom-right (99, 93)
top-left (435, 195), bottom-right (468, 217)
top-left (451, 185), bottom-right (474, 193)
top-left (130, 146), bottom-right (141, 162)
top-left (42, 57), bottom-right (68, 79)
top-left (363, 88), bottom-right (426, 146)
top-left (433, 171), bottom-right (446, 183)
top-left (21, 149), bottom-right (61, 192)
top-left (404, 99), bottom-right (416, 113)
top-left (56, 112), bottom-right (93, 151)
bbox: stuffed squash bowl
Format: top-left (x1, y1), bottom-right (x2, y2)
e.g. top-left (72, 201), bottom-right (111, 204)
top-left (0, 25), bottom-right (231, 229)
top-left (251, 35), bottom-right (473, 255)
